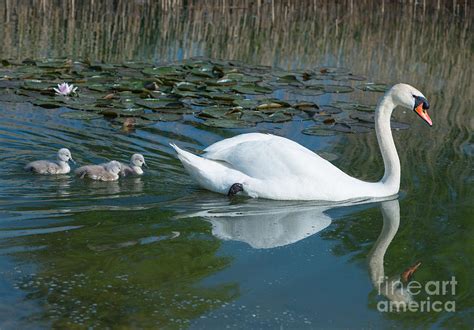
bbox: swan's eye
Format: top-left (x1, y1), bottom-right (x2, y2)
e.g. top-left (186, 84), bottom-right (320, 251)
top-left (413, 95), bottom-right (429, 110)
top-left (422, 100), bottom-right (430, 110)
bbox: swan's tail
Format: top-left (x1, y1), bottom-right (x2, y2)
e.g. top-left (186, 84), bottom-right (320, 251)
top-left (170, 143), bottom-right (206, 172)
top-left (170, 143), bottom-right (247, 195)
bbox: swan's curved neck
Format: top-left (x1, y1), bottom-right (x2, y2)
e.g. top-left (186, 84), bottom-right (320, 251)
top-left (375, 95), bottom-right (400, 191)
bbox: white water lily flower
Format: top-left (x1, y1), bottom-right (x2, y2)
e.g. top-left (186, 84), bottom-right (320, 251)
top-left (53, 82), bottom-right (78, 96)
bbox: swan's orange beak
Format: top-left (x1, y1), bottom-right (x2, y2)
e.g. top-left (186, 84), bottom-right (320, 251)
top-left (414, 103), bottom-right (432, 126)
top-left (401, 261), bottom-right (422, 283)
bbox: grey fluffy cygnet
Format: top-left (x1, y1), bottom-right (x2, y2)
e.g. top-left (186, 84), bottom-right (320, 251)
top-left (24, 148), bottom-right (75, 174)
top-left (120, 153), bottom-right (147, 177)
top-left (75, 160), bottom-right (122, 181)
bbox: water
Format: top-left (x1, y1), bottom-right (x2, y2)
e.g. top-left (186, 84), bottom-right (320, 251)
top-left (0, 1), bottom-right (472, 328)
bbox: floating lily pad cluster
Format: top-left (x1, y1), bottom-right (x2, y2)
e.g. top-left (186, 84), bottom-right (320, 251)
top-left (0, 58), bottom-right (405, 134)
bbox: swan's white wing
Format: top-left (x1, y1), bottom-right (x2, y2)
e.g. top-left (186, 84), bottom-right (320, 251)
top-left (203, 132), bottom-right (273, 154)
top-left (204, 134), bottom-right (350, 181)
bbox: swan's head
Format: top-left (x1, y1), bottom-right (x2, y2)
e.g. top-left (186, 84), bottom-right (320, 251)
top-left (57, 148), bottom-right (75, 163)
top-left (105, 160), bottom-right (122, 175)
top-left (131, 153), bottom-right (147, 168)
top-left (390, 83), bottom-right (432, 126)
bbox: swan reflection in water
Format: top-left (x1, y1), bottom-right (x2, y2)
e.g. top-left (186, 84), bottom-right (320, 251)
top-left (179, 197), bottom-right (420, 307)
top-left (367, 199), bottom-right (421, 307)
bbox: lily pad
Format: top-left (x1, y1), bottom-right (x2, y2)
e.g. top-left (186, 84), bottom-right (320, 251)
top-left (112, 80), bottom-right (145, 92)
top-left (191, 66), bottom-right (217, 78)
top-left (241, 111), bottom-right (266, 123)
top-left (241, 75), bottom-right (262, 83)
top-left (60, 111), bottom-right (102, 120)
top-left (0, 79), bottom-right (22, 89)
top-left (357, 83), bottom-right (389, 92)
top-left (317, 67), bottom-right (351, 75)
top-left (332, 101), bottom-right (375, 112)
top-left (216, 73), bottom-right (248, 85)
top-left (32, 98), bottom-right (64, 108)
top-left (293, 101), bottom-right (319, 112)
top-left (256, 102), bottom-right (284, 110)
top-left (202, 118), bottom-right (254, 128)
top-left (197, 106), bottom-right (230, 119)
top-left (208, 92), bottom-right (241, 102)
top-left (232, 84), bottom-right (272, 95)
top-left (350, 112), bottom-right (375, 123)
top-left (122, 61), bottom-right (153, 70)
top-left (182, 97), bottom-right (216, 107)
top-left (89, 62), bottom-right (116, 71)
top-left (233, 98), bottom-right (259, 109)
top-left (286, 87), bottom-right (325, 96)
top-left (135, 98), bottom-right (183, 110)
top-left (22, 80), bottom-right (55, 92)
top-left (215, 77), bottom-right (238, 86)
top-left (306, 83), bottom-right (353, 93)
top-left (0, 92), bottom-right (34, 103)
top-left (302, 126), bottom-right (336, 136)
top-left (285, 108), bottom-right (310, 119)
top-left (333, 74), bottom-right (366, 81)
top-left (86, 83), bottom-right (112, 92)
top-left (276, 74), bottom-right (300, 84)
top-left (112, 108), bottom-right (146, 117)
top-left (175, 81), bottom-right (200, 91)
top-left (142, 66), bottom-right (183, 77)
top-left (141, 113), bottom-right (182, 121)
top-left (318, 107), bottom-right (343, 117)
top-left (264, 111), bottom-right (292, 123)
top-left (36, 59), bottom-right (72, 69)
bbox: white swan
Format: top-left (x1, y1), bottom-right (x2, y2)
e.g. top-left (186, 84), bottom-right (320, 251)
top-left (171, 83), bottom-right (432, 201)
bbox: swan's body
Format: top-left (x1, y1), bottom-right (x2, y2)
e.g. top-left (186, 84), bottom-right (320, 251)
top-left (75, 160), bottom-right (122, 181)
top-left (24, 148), bottom-right (74, 174)
top-left (172, 84), bottom-right (431, 201)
